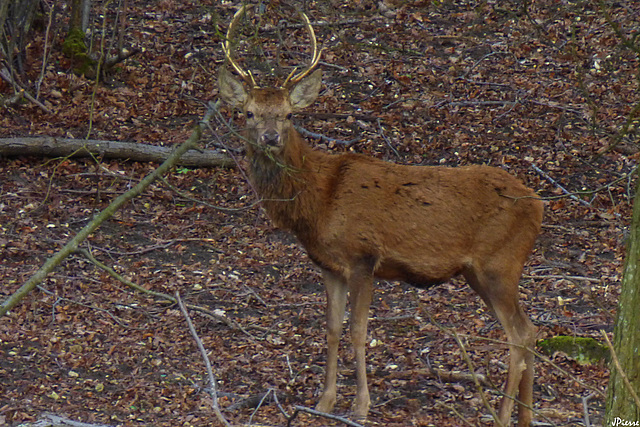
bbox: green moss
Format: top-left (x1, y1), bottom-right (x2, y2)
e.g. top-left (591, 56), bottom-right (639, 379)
top-left (62, 28), bottom-right (87, 57)
top-left (62, 28), bottom-right (96, 77)
top-left (538, 336), bottom-right (609, 365)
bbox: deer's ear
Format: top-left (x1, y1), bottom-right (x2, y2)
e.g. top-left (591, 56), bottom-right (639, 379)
top-left (289, 69), bottom-right (322, 110)
top-left (218, 67), bottom-right (248, 108)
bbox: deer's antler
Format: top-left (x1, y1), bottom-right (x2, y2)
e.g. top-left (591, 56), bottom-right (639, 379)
top-left (281, 11), bottom-right (323, 89)
top-left (222, 6), bottom-right (322, 89)
top-left (222, 5), bottom-right (258, 88)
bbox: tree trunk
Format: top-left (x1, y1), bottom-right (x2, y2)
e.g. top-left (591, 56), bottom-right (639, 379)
top-left (0, 0), bottom-right (40, 75)
top-left (605, 173), bottom-right (640, 423)
top-left (64, 0), bottom-right (95, 77)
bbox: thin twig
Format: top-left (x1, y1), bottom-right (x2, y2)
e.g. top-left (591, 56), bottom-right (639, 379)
top-left (435, 401), bottom-right (476, 427)
top-left (526, 99), bottom-right (584, 116)
top-left (209, 105), bottom-right (263, 202)
top-left (36, 2), bottom-right (56, 100)
top-left (435, 99), bottom-right (518, 108)
top-left (249, 388), bottom-right (274, 425)
top-left (159, 176), bottom-right (260, 212)
top-left (461, 51), bottom-right (510, 79)
top-left (600, 329), bottom-right (640, 409)
top-left (531, 164), bottom-right (591, 206)
top-left (295, 124), bottom-right (360, 146)
top-left (377, 118), bottom-right (400, 158)
top-left (581, 393), bottom-right (595, 427)
top-left (456, 332), bottom-right (606, 399)
top-left (253, 16), bottom-right (385, 33)
top-left (75, 247), bottom-right (257, 339)
top-left (424, 313), bottom-right (505, 425)
top-left (301, 112), bottom-right (378, 122)
top-left (273, 390), bottom-right (290, 418)
top-left (425, 316), bottom-right (572, 426)
top-left (450, 329), bottom-right (505, 427)
top-left (176, 292), bottom-right (231, 427)
top-left (90, 238), bottom-right (217, 257)
top-left (36, 284), bottom-right (139, 329)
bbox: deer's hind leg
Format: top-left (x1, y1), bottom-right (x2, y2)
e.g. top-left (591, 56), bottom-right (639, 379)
top-left (464, 262), bottom-right (536, 427)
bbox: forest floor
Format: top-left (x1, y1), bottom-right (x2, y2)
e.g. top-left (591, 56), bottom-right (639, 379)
top-left (1, 1), bottom-right (638, 426)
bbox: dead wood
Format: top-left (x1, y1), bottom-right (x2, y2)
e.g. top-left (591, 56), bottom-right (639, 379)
top-left (385, 367), bottom-right (490, 386)
top-left (0, 102), bottom-right (219, 317)
top-left (176, 292), bottom-right (232, 427)
top-left (0, 136), bottom-right (233, 168)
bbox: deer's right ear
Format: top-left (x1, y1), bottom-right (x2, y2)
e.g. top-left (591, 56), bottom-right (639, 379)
top-left (218, 67), bottom-right (247, 108)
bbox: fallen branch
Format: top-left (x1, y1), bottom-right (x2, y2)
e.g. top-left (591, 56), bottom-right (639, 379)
top-left (0, 136), bottom-right (233, 168)
top-left (103, 47), bottom-right (140, 70)
top-left (286, 406), bottom-right (364, 427)
top-left (0, 67), bottom-right (52, 114)
top-left (0, 101), bottom-right (219, 317)
top-left (176, 292), bottom-right (231, 427)
top-left (15, 412), bottom-right (114, 427)
top-left (385, 366), bottom-right (489, 386)
top-left (227, 390), bottom-right (275, 411)
top-left (432, 97), bottom-right (584, 117)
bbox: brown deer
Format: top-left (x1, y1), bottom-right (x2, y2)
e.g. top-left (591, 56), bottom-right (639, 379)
top-left (218, 7), bottom-right (542, 426)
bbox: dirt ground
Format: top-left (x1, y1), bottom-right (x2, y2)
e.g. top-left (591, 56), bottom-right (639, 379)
top-left (1, 1), bottom-right (637, 426)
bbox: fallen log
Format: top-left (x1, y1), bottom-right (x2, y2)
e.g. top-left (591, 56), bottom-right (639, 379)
top-left (0, 136), bottom-right (234, 168)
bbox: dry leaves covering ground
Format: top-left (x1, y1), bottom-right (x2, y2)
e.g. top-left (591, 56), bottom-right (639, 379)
top-left (1, 0), bottom-right (638, 426)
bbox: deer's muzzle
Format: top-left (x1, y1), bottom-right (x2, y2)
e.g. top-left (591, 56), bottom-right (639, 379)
top-left (262, 130), bottom-right (280, 147)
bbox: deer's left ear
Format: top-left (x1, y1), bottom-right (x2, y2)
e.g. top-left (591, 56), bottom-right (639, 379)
top-left (290, 69), bottom-right (322, 110)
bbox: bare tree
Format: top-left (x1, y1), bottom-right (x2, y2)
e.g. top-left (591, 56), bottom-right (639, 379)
top-left (0, 0), bottom-right (41, 75)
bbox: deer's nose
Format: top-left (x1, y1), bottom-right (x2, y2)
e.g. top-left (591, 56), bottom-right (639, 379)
top-left (262, 130), bottom-right (280, 147)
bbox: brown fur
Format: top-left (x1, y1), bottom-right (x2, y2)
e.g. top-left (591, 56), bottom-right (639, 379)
top-left (219, 66), bottom-right (542, 426)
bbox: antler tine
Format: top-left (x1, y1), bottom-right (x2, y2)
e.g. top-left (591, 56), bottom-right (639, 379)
top-left (222, 5), bottom-right (258, 87)
top-left (282, 11), bottom-right (323, 88)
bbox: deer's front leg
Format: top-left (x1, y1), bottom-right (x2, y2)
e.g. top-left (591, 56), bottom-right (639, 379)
top-left (316, 269), bottom-right (348, 414)
top-left (349, 269), bottom-right (374, 418)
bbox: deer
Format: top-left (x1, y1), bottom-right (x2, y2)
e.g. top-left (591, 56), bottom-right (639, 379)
top-left (217, 6), bottom-right (543, 426)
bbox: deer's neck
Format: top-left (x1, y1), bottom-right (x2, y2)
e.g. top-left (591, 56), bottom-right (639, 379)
top-left (247, 128), bottom-right (335, 242)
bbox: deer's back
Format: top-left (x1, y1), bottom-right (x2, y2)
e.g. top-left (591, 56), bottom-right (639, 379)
top-left (307, 154), bottom-right (543, 284)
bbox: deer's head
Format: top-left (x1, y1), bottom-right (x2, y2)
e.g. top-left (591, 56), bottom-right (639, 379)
top-left (218, 68), bottom-right (322, 154)
top-left (217, 6), bottom-right (322, 154)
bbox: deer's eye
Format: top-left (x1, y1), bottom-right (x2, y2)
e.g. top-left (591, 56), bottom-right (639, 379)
top-left (246, 111), bottom-right (254, 119)
top-left (286, 113), bottom-right (292, 120)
